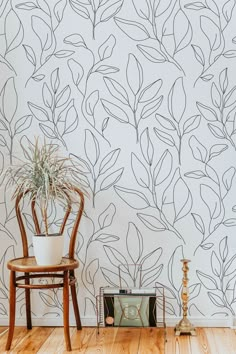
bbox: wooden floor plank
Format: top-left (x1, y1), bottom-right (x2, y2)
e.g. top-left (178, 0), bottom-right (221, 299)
top-left (212, 328), bottom-right (236, 354)
top-left (84, 327), bottom-right (119, 354)
top-left (0, 327), bottom-right (28, 353)
top-left (189, 328), bottom-right (210, 354)
top-left (12, 326), bottom-right (55, 353)
top-left (37, 327), bottom-right (71, 354)
top-left (111, 327), bottom-right (141, 354)
top-left (174, 334), bottom-right (191, 354)
top-left (165, 327), bottom-right (178, 354)
top-left (138, 327), bottom-right (164, 354)
top-left (204, 328), bottom-right (221, 354)
top-left (64, 327), bottom-right (96, 353)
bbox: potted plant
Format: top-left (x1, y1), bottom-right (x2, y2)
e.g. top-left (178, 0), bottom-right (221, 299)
top-left (7, 138), bottom-right (85, 265)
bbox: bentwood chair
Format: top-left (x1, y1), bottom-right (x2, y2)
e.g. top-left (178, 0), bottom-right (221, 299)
top-left (5, 186), bottom-right (84, 351)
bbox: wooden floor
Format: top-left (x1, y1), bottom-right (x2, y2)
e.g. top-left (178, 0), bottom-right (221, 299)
top-left (0, 326), bottom-right (236, 353)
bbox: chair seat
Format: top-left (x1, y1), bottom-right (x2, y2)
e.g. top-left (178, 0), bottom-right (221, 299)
top-left (7, 256), bottom-right (79, 272)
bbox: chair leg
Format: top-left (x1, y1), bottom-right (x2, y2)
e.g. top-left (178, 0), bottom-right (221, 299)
top-left (25, 272), bottom-right (32, 329)
top-left (6, 271), bottom-right (16, 350)
top-left (70, 271), bottom-right (82, 330)
top-left (63, 270), bottom-right (71, 351)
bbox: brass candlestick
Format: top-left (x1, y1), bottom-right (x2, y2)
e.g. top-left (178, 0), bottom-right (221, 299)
top-left (175, 259), bottom-right (196, 336)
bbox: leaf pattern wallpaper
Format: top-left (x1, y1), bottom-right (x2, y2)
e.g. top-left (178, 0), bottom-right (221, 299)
top-left (0, 0), bottom-right (236, 326)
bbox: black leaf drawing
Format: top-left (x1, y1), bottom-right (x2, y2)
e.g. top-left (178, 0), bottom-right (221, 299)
top-left (222, 167), bottom-right (236, 191)
top-left (54, 0), bottom-right (67, 24)
top-left (68, 58), bottom-right (84, 87)
top-left (64, 33), bottom-right (87, 48)
top-left (137, 213), bottom-right (166, 231)
top-left (207, 292), bottom-right (225, 307)
top-left (185, 3), bottom-right (206, 11)
top-left (140, 128), bottom-right (154, 166)
top-left (95, 65), bottom-right (119, 75)
top-left (54, 50), bottom-right (74, 58)
top-left (131, 153), bottom-right (150, 188)
top-left (153, 150), bottom-right (172, 186)
top-left (153, 128), bottom-right (175, 147)
top-left (173, 177), bottom-right (192, 222)
top-left (191, 213), bottom-right (205, 235)
top-left (183, 115), bottom-right (201, 134)
top-left (141, 96), bottom-right (163, 119)
top-left (219, 236), bottom-right (228, 262)
top-left (100, 0), bottom-right (123, 23)
top-left (132, 0), bottom-right (150, 20)
top-left (173, 9), bottom-right (193, 54)
top-left (211, 251), bottom-right (221, 277)
top-left (211, 83), bottom-right (221, 108)
top-left (189, 283), bottom-right (201, 301)
top-left (101, 267), bottom-right (128, 287)
top-left (85, 129), bottom-right (100, 166)
top-left (126, 54), bottom-right (143, 95)
top-left (23, 45), bottom-right (36, 66)
top-left (16, 2), bottom-right (38, 10)
top-left (141, 264), bottom-right (163, 287)
top-left (103, 77), bottom-right (129, 105)
top-left (85, 90), bottom-right (99, 118)
top-left (208, 123), bottom-right (225, 139)
top-left (168, 245), bottom-right (184, 293)
top-left (103, 245), bottom-right (128, 270)
top-left (126, 222), bottom-right (143, 264)
top-left (209, 144), bottom-right (228, 160)
top-left (137, 45), bottom-right (166, 63)
top-left (100, 168), bottom-right (124, 191)
top-left (99, 35), bottom-right (116, 61)
top-left (192, 44), bottom-right (205, 67)
top-left (99, 149), bottom-right (121, 175)
top-left (200, 184), bottom-right (221, 219)
top-left (189, 136), bottom-right (207, 162)
top-left (14, 115), bottom-right (32, 135)
top-left (95, 234), bottom-right (119, 243)
top-left (101, 99), bottom-right (129, 123)
top-left (200, 16), bottom-right (221, 52)
top-left (139, 79), bottom-right (162, 103)
top-left (32, 15), bottom-right (53, 58)
top-left (5, 9), bottom-right (24, 54)
top-left (28, 102), bottom-right (49, 121)
top-left (39, 292), bottom-right (59, 309)
top-left (140, 248), bottom-right (162, 278)
top-left (222, 0), bottom-right (236, 23)
top-left (219, 68), bottom-right (228, 93)
top-left (168, 77), bottom-right (186, 122)
top-left (86, 259), bottom-right (99, 285)
top-left (196, 102), bottom-right (218, 121)
top-left (114, 186), bottom-right (150, 210)
top-left (114, 17), bottom-right (150, 41)
top-left (196, 271), bottom-right (218, 290)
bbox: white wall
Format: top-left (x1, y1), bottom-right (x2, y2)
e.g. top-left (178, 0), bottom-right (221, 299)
top-left (1, 0), bottom-right (236, 327)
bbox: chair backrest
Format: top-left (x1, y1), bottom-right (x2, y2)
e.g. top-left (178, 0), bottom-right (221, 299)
top-left (15, 186), bottom-right (84, 259)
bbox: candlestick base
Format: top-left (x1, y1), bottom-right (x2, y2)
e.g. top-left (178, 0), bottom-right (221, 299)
top-left (175, 318), bottom-right (196, 336)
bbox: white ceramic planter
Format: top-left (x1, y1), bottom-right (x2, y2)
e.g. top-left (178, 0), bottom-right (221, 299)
top-left (33, 233), bottom-right (64, 265)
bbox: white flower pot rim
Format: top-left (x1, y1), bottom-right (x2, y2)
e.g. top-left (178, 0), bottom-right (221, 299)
top-left (34, 233), bottom-right (62, 237)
